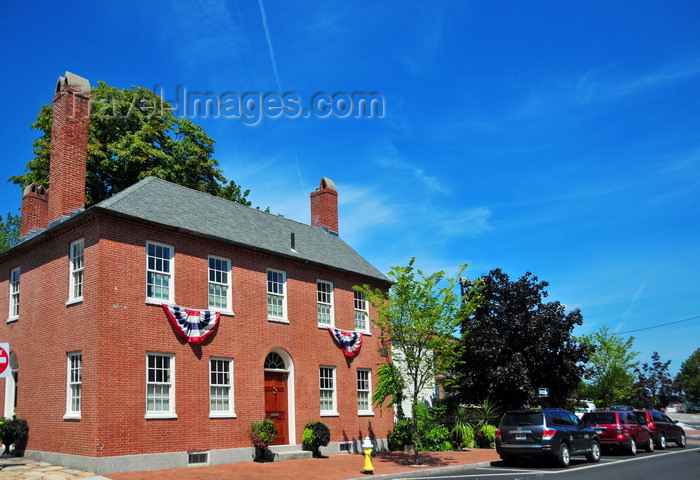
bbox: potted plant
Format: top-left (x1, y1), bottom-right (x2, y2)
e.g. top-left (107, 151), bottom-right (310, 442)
top-left (0, 417), bottom-right (29, 456)
top-left (301, 421), bottom-right (330, 458)
top-left (250, 419), bottom-right (277, 462)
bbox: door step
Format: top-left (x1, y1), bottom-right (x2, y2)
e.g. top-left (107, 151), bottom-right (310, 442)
top-left (266, 445), bottom-right (313, 462)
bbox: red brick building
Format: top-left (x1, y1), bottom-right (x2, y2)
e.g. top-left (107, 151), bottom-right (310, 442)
top-left (0, 72), bottom-right (393, 473)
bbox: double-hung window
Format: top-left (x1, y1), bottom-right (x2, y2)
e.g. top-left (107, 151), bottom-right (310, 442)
top-left (317, 280), bottom-right (334, 327)
top-left (146, 353), bottom-right (175, 418)
top-left (267, 269), bottom-right (287, 321)
top-left (210, 358), bottom-right (234, 417)
top-left (146, 242), bottom-right (173, 303)
top-left (357, 369), bottom-right (373, 415)
top-left (8, 268), bottom-right (19, 321)
top-left (208, 256), bottom-right (231, 311)
top-left (69, 239), bottom-right (84, 302)
top-left (354, 289), bottom-right (369, 332)
top-left (319, 366), bottom-right (337, 415)
top-left (65, 352), bottom-right (82, 419)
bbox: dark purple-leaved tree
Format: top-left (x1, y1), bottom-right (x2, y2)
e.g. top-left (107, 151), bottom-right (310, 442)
top-left (453, 269), bottom-right (590, 410)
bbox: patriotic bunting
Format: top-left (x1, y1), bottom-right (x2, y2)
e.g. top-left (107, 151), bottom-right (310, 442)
top-left (328, 328), bottom-right (363, 358)
top-left (162, 304), bottom-right (221, 344)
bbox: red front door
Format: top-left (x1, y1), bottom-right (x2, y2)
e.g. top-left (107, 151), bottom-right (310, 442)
top-left (264, 371), bottom-right (288, 445)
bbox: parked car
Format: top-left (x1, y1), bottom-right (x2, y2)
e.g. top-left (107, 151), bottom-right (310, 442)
top-left (574, 400), bottom-right (597, 418)
top-left (632, 409), bottom-right (687, 449)
top-left (496, 408), bottom-right (601, 467)
top-left (581, 411), bottom-right (653, 455)
top-left (608, 405), bottom-right (635, 411)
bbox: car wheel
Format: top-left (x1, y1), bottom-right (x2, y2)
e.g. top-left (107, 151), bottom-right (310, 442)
top-left (628, 437), bottom-right (637, 455)
top-left (645, 436), bottom-right (654, 452)
top-left (677, 433), bottom-right (686, 448)
top-left (558, 443), bottom-right (571, 468)
top-left (502, 456), bottom-right (517, 467)
top-left (586, 441), bottom-right (601, 463)
top-left (657, 433), bottom-right (667, 450)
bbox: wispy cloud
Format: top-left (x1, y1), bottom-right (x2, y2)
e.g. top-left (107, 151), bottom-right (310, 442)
top-left (257, 0), bottom-right (282, 91)
top-left (510, 57), bottom-right (700, 120)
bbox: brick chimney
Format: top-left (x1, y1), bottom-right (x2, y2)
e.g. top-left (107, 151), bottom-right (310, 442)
top-left (19, 183), bottom-right (48, 237)
top-left (310, 177), bottom-right (339, 235)
top-left (47, 71), bottom-right (91, 224)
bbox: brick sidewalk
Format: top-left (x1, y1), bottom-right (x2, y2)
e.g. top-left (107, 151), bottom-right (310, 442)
top-left (105, 449), bottom-right (500, 480)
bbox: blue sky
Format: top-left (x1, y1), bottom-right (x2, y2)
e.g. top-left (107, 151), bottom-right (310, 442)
top-left (1, 1), bottom-right (699, 376)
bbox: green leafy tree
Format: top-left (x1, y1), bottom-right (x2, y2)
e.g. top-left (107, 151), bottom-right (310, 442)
top-left (454, 269), bottom-right (590, 410)
top-left (372, 362), bottom-right (406, 419)
top-left (632, 352), bottom-right (677, 408)
top-left (357, 258), bottom-right (482, 465)
top-left (0, 212), bottom-right (20, 253)
top-left (9, 81), bottom-right (252, 207)
top-left (576, 326), bottom-right (639, 407)
top-left (676, 348), bottom-right (700, 403)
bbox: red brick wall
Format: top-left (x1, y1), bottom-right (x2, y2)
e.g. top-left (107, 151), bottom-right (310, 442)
top-left (0, 213), bottom-right (392, 458)
top-left (47, 85), bottom-right (91, 224)
top-left (310, 186), bottom-right (339, 234)
top-left (20, 184), bottom-right (48, 237)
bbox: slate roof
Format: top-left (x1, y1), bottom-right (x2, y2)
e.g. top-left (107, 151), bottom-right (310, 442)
top-left (95, 176), bottom-right (389, 283)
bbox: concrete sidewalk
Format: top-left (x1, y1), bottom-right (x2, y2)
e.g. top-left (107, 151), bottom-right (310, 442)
top-left (2, 430), bottom-right (699, 480)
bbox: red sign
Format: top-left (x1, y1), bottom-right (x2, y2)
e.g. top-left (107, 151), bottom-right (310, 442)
top-left (0, 343), bottom-right (9, 377)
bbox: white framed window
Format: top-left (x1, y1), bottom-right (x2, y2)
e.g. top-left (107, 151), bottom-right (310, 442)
top-left (317, 280), bottom-right (334, 327)
top-left (267, 269), bottom-right (287, 321)
top-left (208, 256), bottom-right (231, 311)
top-left (146, 353), bottom-right (176, 418)
top-left (210, 358), bottom-right (235, 417)
top-left (320, 366), bottom-right (337, 415)
top-left (357, 369), bottom-right (373, 415)
top-left (146, 242), bottom-right (174, 303)
top-left (8, 268), bottom-right (19, 321)
top-left (69, 239), bottom-right (84, 303)
top-left (354, 289), bottom-right (369, 332)
top-left (65, 352), bottom-right (82, 419)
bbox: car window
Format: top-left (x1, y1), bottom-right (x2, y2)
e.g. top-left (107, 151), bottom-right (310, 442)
top-left (651, 411), bottom-right (665, 422)
top-left (628, 413), bottom-right (642, 424)
top-left (661, 413), bottom-right (673, 423)
top-left (582, 412), bottom-right (616, 425)
top-left (565, 412), bottom-right (581, 426)
top-left (502, 412), bottom-right (543, 426)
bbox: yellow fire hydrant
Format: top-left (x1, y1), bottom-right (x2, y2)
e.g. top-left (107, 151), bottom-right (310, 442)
top-left (361, 436), bottom-right (374, 475)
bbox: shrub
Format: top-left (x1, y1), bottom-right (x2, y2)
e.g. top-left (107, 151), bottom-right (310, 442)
top-left (250, 419), bottom-right (277, 450)
top-left (0, 418), bottom-right (29, 456)
top-left (302, 421), bottom-right (330, 457)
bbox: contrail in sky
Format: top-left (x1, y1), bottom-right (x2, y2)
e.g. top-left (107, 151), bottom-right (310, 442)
top-left (257, 0), bottom-right (282, 91)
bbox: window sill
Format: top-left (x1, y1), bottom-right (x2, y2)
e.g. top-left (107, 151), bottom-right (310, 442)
top-left (63, 414), bottom-right (81, 421)
top-left (320, 411), bottom-right (339, 417)
top-left (268, 318), bottom-right (290, 324)
top-left (146, 299), bottom-right (173, 307)
top-left (210, 309), bottom-right (235, 317)
top-left (145, 413), bottom-right (178, 420)
top-left (358, 412), bottom-right (375, 417)
top-left (210, 412), bottom-right (237, 419)
top-left (66, 298), bottom-right (83, 306)
top-left (318, 324), bottom-right (333, 329)
top-left (6, 317), bottom-right (18, 324)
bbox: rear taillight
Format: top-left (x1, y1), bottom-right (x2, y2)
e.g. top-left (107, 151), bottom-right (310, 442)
top-left (542, 428), bottom-right (556, 440)
top-left (647, 422), bottom-right (655, 430)
top-left (495, 429), bottom-right (501, 437)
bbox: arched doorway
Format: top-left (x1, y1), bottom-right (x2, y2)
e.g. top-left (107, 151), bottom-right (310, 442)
top-left (3, 352), bottom-right (18, 418)
top-left (263, 349), bottom-right (294, 445)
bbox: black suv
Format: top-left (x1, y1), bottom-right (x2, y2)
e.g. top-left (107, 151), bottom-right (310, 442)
top-left (496, 408), bottom-right (601, 467)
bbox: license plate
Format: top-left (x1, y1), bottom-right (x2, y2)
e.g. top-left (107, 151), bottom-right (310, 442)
top-left (595, 428), bottom-right (604, 435)
top-left (515, 433), bottom-right (527, 440)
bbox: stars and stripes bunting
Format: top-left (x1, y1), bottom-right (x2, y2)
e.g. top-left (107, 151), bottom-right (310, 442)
top-left (328, 327), bottom-right (363, 358)
top-left (162, 304), bottom-right (220, 344)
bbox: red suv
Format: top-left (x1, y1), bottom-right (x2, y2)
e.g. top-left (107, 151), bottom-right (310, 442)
top-left (581, 411), bottom-right (653, 455)
top-left (632, 410), bottom-right (687, 449)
